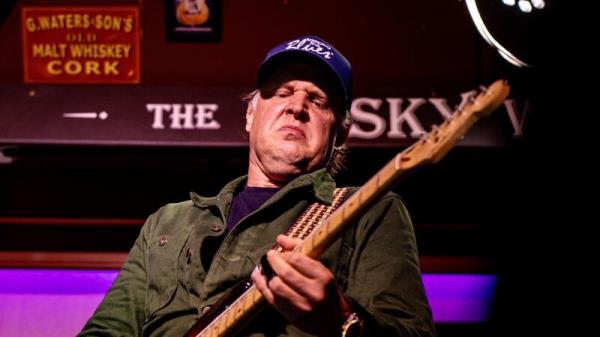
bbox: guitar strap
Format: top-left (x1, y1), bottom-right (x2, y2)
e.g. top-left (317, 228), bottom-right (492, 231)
top-left (274, 187), bottom-right (350, 251)
top-left (259, 187), bottom-right (350, 283)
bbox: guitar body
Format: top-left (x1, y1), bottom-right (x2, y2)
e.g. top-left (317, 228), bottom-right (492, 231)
top-left (184, 280), bottom-right (254, 337)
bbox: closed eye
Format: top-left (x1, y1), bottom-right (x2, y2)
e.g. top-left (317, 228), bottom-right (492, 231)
top-left (275, 88), bottom-right (293, 97)
top-left (309, 94), bottom-right (329, 109)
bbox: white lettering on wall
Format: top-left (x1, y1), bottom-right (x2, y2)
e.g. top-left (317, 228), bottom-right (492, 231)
top-left (146, 103), bottom-right (221, 130)
top-left (170, 104), bottom-right (194, 129)
top-left (349, 89), bottom-right (516, 141)
top-left (503, 99), bottom-right (529, 137)
top-left (194, 104), bottom-right (220, 129)
top-left (349, 98), bottom-right (386, 139)
top-left (147, 104), bottom-right (170, 129)
top-left (429, 90), bottom-right (477, 121)
top-left (386, 98), bottom-right (427, 139)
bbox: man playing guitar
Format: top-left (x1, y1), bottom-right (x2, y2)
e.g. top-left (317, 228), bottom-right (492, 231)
top-left (79, 35), bottom-right (436, 337)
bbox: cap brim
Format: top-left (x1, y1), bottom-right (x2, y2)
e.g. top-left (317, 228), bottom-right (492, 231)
top-left (257, 50), bottom-right (350, 110)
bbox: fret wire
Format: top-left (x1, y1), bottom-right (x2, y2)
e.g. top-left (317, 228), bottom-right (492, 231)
top-left (301, 209), bottom-right (322, 236)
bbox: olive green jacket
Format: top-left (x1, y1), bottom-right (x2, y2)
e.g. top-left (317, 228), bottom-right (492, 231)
top-left (79, 169), bottom-right (434, 337)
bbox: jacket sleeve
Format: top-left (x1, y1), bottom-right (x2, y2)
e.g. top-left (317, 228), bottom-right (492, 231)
top-left (77, 213), bottom-right (156, 337)
top-left (344, 194), bottom-right (435, 337)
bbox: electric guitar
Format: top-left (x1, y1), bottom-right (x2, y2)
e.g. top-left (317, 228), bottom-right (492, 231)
top-left (184, 79), bottom-right (511, 337)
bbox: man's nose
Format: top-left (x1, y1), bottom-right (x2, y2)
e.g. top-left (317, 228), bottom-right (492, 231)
top-left (285, 93), bottom-right (309, 120)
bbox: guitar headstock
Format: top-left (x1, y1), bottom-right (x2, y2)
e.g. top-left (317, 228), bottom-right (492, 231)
top-left (401, 79), bottom-right (510, 166)
top-left (471, 79), bottom-right (511, 118)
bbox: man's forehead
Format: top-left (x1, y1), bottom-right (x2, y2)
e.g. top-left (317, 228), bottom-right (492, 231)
top-left (260, 62), bottom-right (339, 97)
top-left (278, 80), bottom-right (327, 95)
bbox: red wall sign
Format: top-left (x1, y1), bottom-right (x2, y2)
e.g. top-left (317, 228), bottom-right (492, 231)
top-left (21, 6), bottom-right (140, 84)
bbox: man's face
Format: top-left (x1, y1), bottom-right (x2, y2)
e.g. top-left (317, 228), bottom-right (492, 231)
top-left (246, 62), bottom-right (341, 185)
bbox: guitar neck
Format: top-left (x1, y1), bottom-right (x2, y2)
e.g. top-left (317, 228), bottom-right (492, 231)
top-left (300, 151), bottom-right (414, 258)
top-left (300, 96), bottom-right (489, 258)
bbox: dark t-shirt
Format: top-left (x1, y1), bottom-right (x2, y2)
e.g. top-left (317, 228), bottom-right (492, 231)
top-left (227, 185), bottom-right (280, 232)
top-left (201, 185), bottom-right (280, 271)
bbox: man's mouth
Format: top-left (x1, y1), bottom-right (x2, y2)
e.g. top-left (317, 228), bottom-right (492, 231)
top-left (279, 125), bottom-right (305, 137)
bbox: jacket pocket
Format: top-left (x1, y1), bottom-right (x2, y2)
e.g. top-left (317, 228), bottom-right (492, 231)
top-left (145, 234), bottom-right (183, 318)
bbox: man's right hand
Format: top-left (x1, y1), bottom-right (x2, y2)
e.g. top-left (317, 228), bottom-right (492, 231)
top-left (251, 235), bottom-right (352, 336)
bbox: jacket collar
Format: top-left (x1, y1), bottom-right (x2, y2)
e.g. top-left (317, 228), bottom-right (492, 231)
top-left (190, 168), bottom-right (336, 210)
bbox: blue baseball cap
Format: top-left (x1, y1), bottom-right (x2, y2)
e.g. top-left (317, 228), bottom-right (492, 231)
top-left (257, 35), bottom-right (352, 111)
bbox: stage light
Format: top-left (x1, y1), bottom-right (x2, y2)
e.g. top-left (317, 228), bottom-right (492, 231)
top-left (518, 1), bottom-right (533, 13)
top-left (466, 0), bottom-right (552, 67)
top-left (465, 0), bottom-right (529, 67)
top-left (503, 0), bottom-right (545, 11)
top-left (531, 0), bottom-right (545, 9)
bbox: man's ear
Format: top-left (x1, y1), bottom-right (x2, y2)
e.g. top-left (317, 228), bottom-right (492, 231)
top-left (336, 123), bottom-right (350, 146)
top-left (245, 103), bottom-right (254, 133)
